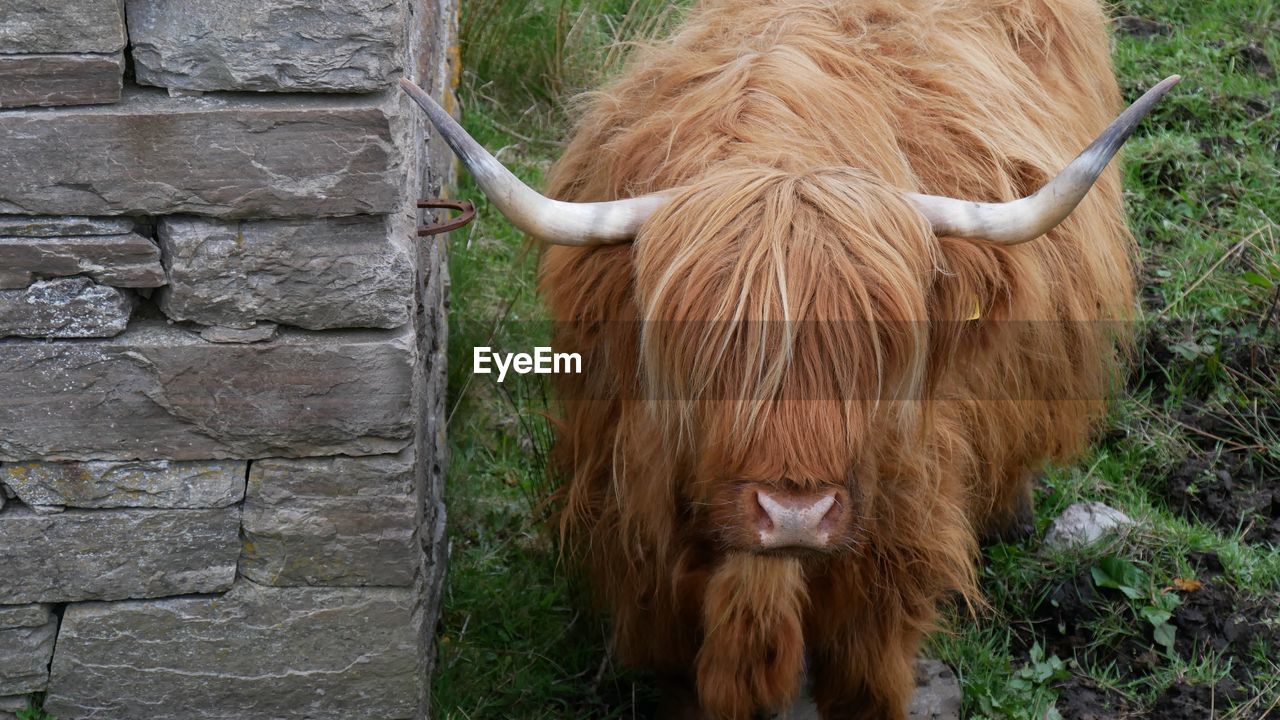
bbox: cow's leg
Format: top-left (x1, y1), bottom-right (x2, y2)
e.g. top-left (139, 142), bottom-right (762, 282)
top-left (696, 555), bottom-right (807, 720)
top-left (977, 468), bottom-right (1037, 546)
top-left (808, 623), bottom-right (918, 720)
top-left (656, 674), bottom-right (706, 720)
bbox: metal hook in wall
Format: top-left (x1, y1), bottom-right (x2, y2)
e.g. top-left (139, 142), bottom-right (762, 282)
top-left (417, 198), bottom-right (476, 236)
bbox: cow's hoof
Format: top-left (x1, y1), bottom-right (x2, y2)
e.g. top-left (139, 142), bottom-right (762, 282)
top-left (979, 478), bottom-right (1037, 546)
top-left (980, 515), bottom-right (1036, 546)
top-left (656, 676), bottom-right (704, 720)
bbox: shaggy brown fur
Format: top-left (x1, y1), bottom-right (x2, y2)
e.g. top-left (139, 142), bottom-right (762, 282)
top-left (538, 1), bottom-right (1134, 717)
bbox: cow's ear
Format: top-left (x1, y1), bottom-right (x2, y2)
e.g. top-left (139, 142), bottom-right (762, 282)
top-left (925, 237), bottom-right (1019, 377)
top-left (929, 237), bottom-right (1012, 324)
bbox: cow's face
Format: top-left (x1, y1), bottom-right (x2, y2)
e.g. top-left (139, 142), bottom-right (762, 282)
top-left (632, 167), bottom-right (936, 556)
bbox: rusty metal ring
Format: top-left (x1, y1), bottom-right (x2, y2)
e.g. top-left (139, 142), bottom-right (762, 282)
top-left (417, 199), bottom-right (476, 236)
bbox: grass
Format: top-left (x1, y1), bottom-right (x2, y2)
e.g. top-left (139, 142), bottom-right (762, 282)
top-left (433, 0), bottom-right (1279, 718)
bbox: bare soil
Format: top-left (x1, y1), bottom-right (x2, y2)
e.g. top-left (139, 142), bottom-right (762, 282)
top-left (1026, 552), bottom-right (1278, 718)
top-left (1161, 451), bottom-right (1280, 544)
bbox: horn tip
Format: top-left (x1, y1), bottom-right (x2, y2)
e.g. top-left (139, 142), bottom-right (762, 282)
top-left (1136, 76), bottom-right (1181, 113)
top-left (398, 77), bottom-right (438, 113)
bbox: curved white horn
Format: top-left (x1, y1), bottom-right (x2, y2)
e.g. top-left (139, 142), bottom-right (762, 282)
top-left (907, 75), bottom-right (1181, 245)
top-left (400, 79), bottom-right (667, 246)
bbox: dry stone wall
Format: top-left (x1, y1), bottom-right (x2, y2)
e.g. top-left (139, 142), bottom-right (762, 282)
top-left (0, 0), bottom-right (458, 717)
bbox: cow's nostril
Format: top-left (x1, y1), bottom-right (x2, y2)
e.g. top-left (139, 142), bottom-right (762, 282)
top-left (818, 497), bottom-right (842, 532)
top-left (752, 491), bottom-right (776, 532)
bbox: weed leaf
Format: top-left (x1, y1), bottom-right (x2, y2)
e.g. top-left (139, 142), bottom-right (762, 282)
top-left (1091, 556), bottom-right (1146, 599)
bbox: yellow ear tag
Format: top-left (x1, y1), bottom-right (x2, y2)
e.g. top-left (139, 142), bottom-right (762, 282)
top-left (966, 296), bottom-right (981, 321)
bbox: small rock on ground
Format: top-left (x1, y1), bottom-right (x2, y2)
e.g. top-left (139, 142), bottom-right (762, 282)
top-left (1043, 502), bottom-right (1136, 551)
top-left (909, 659), bottom-right (962, 719)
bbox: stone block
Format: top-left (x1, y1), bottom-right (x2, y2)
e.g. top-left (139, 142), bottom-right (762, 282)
top-left (240, 452), bottom-right (417, 587)
top-left (1, 460), bottom-right (246, 509)
top-left (45, 581), bottom-right (422, 720)
top-left (0, 0), bottom-right (127, 55)
top-left (0, 216), bottom-right (135, 237)
top-left (0, 695), bottom-right (28, 719)
top-left (0, 230), bottom-right (163, 289)
top-left (157, 214), bottom-right (413, 330)
top-left (412, 211), bottom-right (451, 693)
top-left (0, 88), bottom-right (406, 219)
top-left (0, 53), bottom-right (124, 109)
top-left (0, 276), bottom-right (133, 339)
top-left (126, 0), bottom-right (404, 93)
top-left (199, 323), bottom-right (277, 343)
top-left (0, 620), bottom-right (57, 696)
top-left (0, 506), bottom-right (240, 604)
top-left (0, 605), bottom-right (51, 630)
top-left (0, 318), bottom-right (414, 461)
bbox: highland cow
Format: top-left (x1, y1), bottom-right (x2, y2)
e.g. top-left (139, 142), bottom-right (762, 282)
top-left (402, 0), bottom-right (1177, 717)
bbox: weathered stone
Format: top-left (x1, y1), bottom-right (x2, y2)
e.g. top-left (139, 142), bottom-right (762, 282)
top-left (0, 505), bottom-right (240, 604)
top-left (199, 323), bottom-right (278, 344)
top-left (126, 0), bottom-right (405, 93)
top-left (0, 53), bottom-right (124, 109)
top-left (1043, 502), bottom-right (1137, 551)
top-left (0, 694), bottom-right (28, 717)
top-left (0, 605), bottom-right (51, 629)
top-left (0, 216), bottom-right (135, 237)
top-left (158, 214), bottom-right (413, 330)
top-left (45, 581), bottom-right (422, 720)
top-left (241, 452), bottom-right (417, 587)
top-left (0, 318), bottom-right (414, 461)
top-left (0, 620), bottom-right (57, 695)
top-left (0, 232), bottom-right (163, 289)
top-left (0, 272), bottom-right (25, 289)
top-left (0, 0), bottom-right (127, 54)
top-left (909, 659), bottom-right (963, 720)
top-left (0, 276), bottom-right (133, 339)
top-left (1, 459), bottom-right (246, 509)
top-left (408, 227), bottom-right (450, 705)
top-left (0, 88), bottom-right (406, 219)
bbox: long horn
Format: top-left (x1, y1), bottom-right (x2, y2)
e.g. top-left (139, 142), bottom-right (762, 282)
top-left (399, 79), bottom-right (667, 246)
top-left (907, 75), bottom-right (1181, 245)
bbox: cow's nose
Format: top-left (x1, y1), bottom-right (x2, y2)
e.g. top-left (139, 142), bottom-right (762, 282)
top-left (751, 487), bottom-right (843, 550)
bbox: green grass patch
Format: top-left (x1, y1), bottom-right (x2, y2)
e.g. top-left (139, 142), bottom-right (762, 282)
top-left (432, 86), bottom-right (660, 719)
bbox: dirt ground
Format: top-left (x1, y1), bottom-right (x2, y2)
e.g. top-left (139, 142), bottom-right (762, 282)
top-left (1026, 549), bottom-right (1278, 718)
